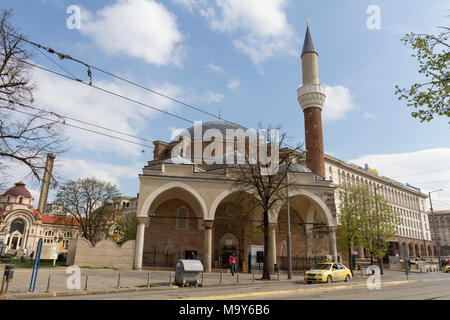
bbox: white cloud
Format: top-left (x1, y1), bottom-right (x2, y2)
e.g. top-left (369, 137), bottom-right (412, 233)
top-left (349, 148), bottom-right (450, 211)
top-left (323, 85), bottom-right (359, 122)
top-left (363, 112), bottom-right (377, 120)
top-left (206, 63), bottom-right (225, 73)
top-left (80, 0), bottom-right (185, 66)
top-left (227, 79), bottom-right (240, 90)
top-left (56, 157), bottom-right (140, 187)
top-left (199, 91), bottom-right (224, 103)
top-left (174, 0), bottom-right (297, 64)
top-left (32, 66), bottom-right (182, 157)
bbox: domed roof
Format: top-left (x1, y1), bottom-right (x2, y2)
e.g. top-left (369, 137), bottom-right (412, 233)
top-left (172, 121), bottom-right (248, 142)
top-left (4, 182), bottom-right (32, 199)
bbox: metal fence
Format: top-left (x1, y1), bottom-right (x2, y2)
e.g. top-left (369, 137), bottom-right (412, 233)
top-left (142, 251), bottom-right (204, 268)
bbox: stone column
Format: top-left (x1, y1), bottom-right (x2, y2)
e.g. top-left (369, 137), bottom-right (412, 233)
top-left (358, 246), bottom-right (365, 259)
top-left (328, 226), bottom-right (338, 262)
top-left (134, 217), bottom-right (147, 270)
top-left (203, 220), bottom-right (214, 273)
top-left (268, 223), bottom-right (277, 273)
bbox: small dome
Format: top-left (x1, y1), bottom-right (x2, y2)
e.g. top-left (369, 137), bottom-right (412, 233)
top-left (4, 182), bottom-right (32, 199)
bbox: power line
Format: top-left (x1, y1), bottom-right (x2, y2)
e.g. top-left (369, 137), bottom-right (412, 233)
top-left (5, 106), bottom-right (154, 150)
top-left (390, 167), bottom-right (450, 179)
top-left (0, 97), bottom-right (154, 145)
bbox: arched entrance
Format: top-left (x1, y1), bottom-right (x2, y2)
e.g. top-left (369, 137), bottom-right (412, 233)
top-left (6, 219), bottom-right (26, 251)
top-left (218, 233), bottom-right (239, 269)
top-left (409, 243), bottom-right (414, 257)
top-left (141, 185), bottom-right (207, 268)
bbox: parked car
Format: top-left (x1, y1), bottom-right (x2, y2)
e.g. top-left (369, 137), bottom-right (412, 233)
top-left (304, 262), bottom-right (352, 284)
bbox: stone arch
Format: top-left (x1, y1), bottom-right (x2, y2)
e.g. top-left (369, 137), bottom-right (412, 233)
top-left (139, 181), bottom-right (208, 219)
top-left (281, 189), bottom-right (335, 227)
top-left (209, 188), bottom-right (258, 221)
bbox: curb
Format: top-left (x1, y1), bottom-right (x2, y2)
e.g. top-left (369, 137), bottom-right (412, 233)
top-left (0, 285), bottom-right (180, 300)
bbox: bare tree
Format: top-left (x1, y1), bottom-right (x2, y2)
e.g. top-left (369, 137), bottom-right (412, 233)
top-left (230, 128), bottom-right (302, 279)
top-left (0, 9), bottom-right (65, 190)
top-left (54, 178), bottom-right (121, 245)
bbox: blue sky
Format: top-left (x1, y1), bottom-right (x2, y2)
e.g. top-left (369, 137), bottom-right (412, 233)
top-left (2, 0), bottom-right (450, 209)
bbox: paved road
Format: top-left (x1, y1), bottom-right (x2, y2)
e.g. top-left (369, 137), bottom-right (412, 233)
top-left (30, 272), bottom-right (450, 300)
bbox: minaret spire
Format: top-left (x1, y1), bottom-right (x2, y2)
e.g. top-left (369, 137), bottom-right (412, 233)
top-left (302, 21), bottom-right (317, 58)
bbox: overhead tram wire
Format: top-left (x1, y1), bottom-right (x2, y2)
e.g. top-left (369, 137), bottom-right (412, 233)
top-left (5, 105), bottom-right (154, 150)
top-left (0, 97), bottom-right (154, 145)
top-left (14, 34), bottom-right (303, 150)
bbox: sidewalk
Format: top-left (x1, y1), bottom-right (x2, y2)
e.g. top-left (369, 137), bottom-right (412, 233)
top-left (0, 267), bottom-right (411, 300)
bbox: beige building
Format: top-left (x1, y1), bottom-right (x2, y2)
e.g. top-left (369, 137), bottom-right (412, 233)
top-left (0, 182), bottom-right (80, 256)
top-left (324, 155), bottom-right (433, 261)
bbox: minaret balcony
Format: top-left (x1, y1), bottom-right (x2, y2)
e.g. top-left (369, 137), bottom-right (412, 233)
top-left (297, 84), bottom-right (327, 112)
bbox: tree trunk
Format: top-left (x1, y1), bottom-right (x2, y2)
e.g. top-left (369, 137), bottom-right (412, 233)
top-left (262, 210), bottom-right (271, 280)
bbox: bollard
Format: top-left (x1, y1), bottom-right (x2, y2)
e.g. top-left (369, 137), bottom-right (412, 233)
top-left (116, 273), bottom-right (121, 289)
top-left (84, 275), bottom-right (88, 292)
top-left (252, 272), bottom-right (255, 283)
top-left (0, 275), bottom-right (6, 296)
top-left (46, 275), bottom-right (51, 293)
top-left (147, 272), bottom-right (151, 288)
top-left (169, 272), bottom-right (172, 286)
top-left (201, 272), bottom-right (204, 287)
top-left (220, 272), bottom-right (223, 285)
top-left (236, 272), bottom-right (239, 284)
top-left (277, 270), bottom-right (280, 281)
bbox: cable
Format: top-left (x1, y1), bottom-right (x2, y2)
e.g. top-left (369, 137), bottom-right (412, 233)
top-left (0, 97), bottom-right (154, 144)
top-left (390, 167), bottom-right (450, 179)
top-left (5, 107), bottom-right (154, 149)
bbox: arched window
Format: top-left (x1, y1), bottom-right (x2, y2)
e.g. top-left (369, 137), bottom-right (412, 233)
top-left (10, 219), bottom-right (25, 234)
top-left (44, 230), bottom-right (55, 237)
top-left (63, 231), bottom-right (72, 238)
top-left (176, 207), bottom-right (189, 231)
top-left (18, 196), bottom-right (23, 204)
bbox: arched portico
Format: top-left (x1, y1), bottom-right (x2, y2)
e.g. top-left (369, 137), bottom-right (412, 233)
top-left (276, 188), bottom-right (338, 263)
top-left (135, 181), bottom-right (209, 270)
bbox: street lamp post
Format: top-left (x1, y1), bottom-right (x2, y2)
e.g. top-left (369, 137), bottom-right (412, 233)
top-left (286, 161), bottom-right (292, 280)
top-left (429, 189), bottom-right (443, 270)
top-left (374, 185), bottom-right (384, 275)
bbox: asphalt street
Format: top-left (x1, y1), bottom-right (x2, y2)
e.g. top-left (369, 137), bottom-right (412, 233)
top-left (28, 271), bottom-right (450, 300)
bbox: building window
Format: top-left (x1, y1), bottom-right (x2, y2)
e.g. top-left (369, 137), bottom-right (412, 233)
top-left (45, 230), bottom-right (55, 237)
top-left (62, 239), bottom-right (70, 248)
top-left (63, 231), bottom-right (72, 238)
top-left (176, 207), bottom-right (189, 231)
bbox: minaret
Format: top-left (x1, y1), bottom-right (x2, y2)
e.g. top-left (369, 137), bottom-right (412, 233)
top-left (297, 22), bottom-right (327, 178)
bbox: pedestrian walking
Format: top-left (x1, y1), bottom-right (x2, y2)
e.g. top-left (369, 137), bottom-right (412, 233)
top-left (229, 252), bottom-right (238, 276)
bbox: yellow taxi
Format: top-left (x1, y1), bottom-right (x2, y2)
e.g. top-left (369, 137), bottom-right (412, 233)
top-left (444, 264), bottom-right (450, 273)
top-left (304, 262), bottom-right (352, 284)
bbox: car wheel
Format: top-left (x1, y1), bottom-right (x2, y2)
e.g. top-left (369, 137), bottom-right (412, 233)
top-left (307, 281), bottom-right (312, 284)
top-left (345, 275), bottom-right (350, 282)
top-left (327, 275), bottom-right (332, 283)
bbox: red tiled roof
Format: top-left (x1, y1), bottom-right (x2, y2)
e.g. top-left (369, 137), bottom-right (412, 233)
top-left (40, 215), bottom-right (80, 226)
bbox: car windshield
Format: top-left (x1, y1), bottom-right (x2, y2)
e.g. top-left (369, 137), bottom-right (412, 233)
top-left (312, 264), bottom-right (332, 270)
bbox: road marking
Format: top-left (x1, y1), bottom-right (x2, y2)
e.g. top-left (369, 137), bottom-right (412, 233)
top-left (179, 280), bottom-right (419, 300)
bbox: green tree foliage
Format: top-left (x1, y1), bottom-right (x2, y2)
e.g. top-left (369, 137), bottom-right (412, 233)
top-left (395, 27), bottom-right (449, 122)
top-left (337, 182), bottom-right (402, 266)
top-left (115, 211), bottom-right (138, 243)
top-left (54, 178), bottom-right (120, 244)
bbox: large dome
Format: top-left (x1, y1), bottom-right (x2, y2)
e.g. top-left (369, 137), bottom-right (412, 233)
top-left (172, 121), bottom-right (248, 142)
top-left (4, 182), bottom-right (32, 198)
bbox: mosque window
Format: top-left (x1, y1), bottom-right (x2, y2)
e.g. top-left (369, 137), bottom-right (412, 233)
top-left (18, 196), bottom-right (23, 204)
top-left (176, 207), bottom-right (189, 230)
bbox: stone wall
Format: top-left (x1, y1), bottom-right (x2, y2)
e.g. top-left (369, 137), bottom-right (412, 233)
top-left (66, 238), bottom-right (135, 270)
